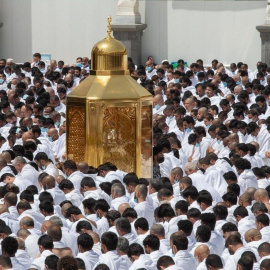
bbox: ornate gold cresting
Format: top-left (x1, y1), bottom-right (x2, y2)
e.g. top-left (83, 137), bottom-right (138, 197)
top-left (107, 16), bottom-right (112, 38)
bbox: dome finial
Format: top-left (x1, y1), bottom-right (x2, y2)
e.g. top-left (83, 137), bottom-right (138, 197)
top-left (107, 16), bottom-right (112, 38)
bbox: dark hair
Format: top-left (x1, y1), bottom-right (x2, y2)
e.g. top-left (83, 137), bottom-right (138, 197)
top-left (196, 225), bottom-right (211, 242)
top-left (205, 254), bottom-right (223, 269)
top-left (200, 213), bottom-right (216, 231)
top-left (256, 214), bottom-right (270, 226)
top-left (177, 220), bottom-right (193, 235)
top-left (213, 205), bottom-right (228, 220)
top-left (157, 256), bottom-right (175, 270)
top-left (172, 233), bottom-right (188, 250)
top-left (134, 218), bottom-right (149, 231)
top-left (143, 234), bottom-right (160, 251)
top-left (101, 232), bottom-right (118, 251)
top-left (45, 254), bottom-right (59, 270)
top-left (127, 243), bottom-right (144, 258)
top-left (233, 206), bottom-right (248, 218)
top-left (77, 233), bottom-right (94, 250)
top-left (76, 220), bottom-right (92, 233)
top-left (38, 235), bottom-right (53, 249)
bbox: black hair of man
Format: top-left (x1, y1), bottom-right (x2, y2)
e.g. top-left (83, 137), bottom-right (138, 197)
top-left (127, 243), bottom-right (144, 258)
top-left (38, 235), bottom-right (54, 249)
top-left (222, 192), bottom-right (238, 205)
top-left (233, 206), bottom-right (248, 218)
top-left (101, 232), bottom-right (118, 251)
top-left (45, 254), bottom-right (59, 270)
top-left (94, 199), bottom-right (110, 213)
top-left (205, 254), bottom-right (223, 269)
top-left (134, 217), bottom-right (149, 231)
top-left (196, 225), bottom-right (211, 242)
top-left (200, 213), bottom-right (216, 231)
top-left (182, 186), bottom-right (199, 200)
top-left (157, 204), bottom-right (175, 219)
top-left (143, 234), bottom-right (160, 251)
top-left (80, 177), bottom-right (96, 189)
top-left (1, 236), bottom-right (18, 257)
top-left (157, 256), bottom-right (175, 270)
top-left (77, 233), bottom-right (94, 251)
top-left (177, 220), bottom-right (193, 236)
top-left (187, 208), bottom-right (201, 219)
top-left (76, 220), bottom-right (93, 233)
top-left (197, 190), bottom-right (213, 206)
top-left (122, 208), bottom-right (138, 219)
top-left (213, 205), bottom-right (228, 220)
top-left (65, 206), bottom-right (82, 218)
top-left (256, 214), bottom-right (270, 227)
top-left (172, 233), bottom-right (188, 251)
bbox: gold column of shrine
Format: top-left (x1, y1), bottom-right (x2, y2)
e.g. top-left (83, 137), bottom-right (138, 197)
top-left (66, 16), bottom-right (153, 178)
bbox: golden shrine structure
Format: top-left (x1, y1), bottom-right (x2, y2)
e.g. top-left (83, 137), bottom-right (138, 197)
top-left (66, 16), bottom-right (153, 178)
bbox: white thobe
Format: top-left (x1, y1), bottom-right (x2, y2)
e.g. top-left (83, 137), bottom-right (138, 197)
top-left (30, 250), bottom-right (54, 270)
top-left (238, 169), bottom-right (258, 190)
top-left (149, 250), bottom-right (164, 265)
top-left (224, 246), bottom-right (254, 270)
top-left (237, 216), bottom-right (256, 238)
top-left (94, 250), bottom-right (127, 270)
top-left (25, 234), bottom-right (40, 259)
top-left (43, 163), bottom-right (59, 178)
top-left (134, 201), bottom-right (154, 226)
top-left (260, 226), bottom-right (270, 242)
top-left (65, 189), bottom-right (83, 207)
top-left (129, 254), bottom-right (156, 270)
top-left (76, 250), bottom-right (99, 270)
top-left (174, 250), bottom-right (196, 270)
top-left (19, 164), bottom-right (39, 188)
top-left (111, 195), bottom-right (130, 211)
top-left (96, 216), bottom-right (109, 237)
top-left (204, 166), bottom-right (227, 195)
top-left (15, 249), bottom-right (32, 269)
top-left (189, 172), bottom-right (222, 203)
top-left (68, 170), bottom-right (85, 191)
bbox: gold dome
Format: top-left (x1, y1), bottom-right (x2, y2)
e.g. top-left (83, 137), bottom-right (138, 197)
top-left (91, 16), bottom-right (127, 74)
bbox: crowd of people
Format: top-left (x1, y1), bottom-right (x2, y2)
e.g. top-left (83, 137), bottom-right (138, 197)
top-left (0, 53), bottom-right (269, 270)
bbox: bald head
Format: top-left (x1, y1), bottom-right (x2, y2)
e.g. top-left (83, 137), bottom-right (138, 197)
top-left (77, 162), bottom-right (89, 174)
top-left (254, 189), bottom-right (270, 203)
top-left (41, 220), bottom-right (54, 234)
top-left (0, 152), bottom-right (11, 164)
top-left (42, 175), bottom-right (55, 189)
top-left (244, 228), bottom-right (262, 243)
top-left (245, 187), bottom-right (257, 201)
top-left (228, 133), bottom-right (239, 144)
top-left (20, 216), bottom-right (34, 228)
top-left (47, 225), bottom-right (62, 241)
top-left (4, 192), bottom-right (17, 206)
top-left (17, 229), bottom-right (31, 239)
top-left (118, 203), bottom-right (130, 215)
top-left (22, 131), bottom-right (32, 143)
top-left (194, 244), bottom-right (210, 262)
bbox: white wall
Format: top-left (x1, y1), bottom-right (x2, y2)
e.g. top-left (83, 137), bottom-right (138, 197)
top-left (31, 0), bottom-right (119, 65)
top-left (0, 0), bottom-right (267, 70)
top-left (142, 1), bottom-right (267, 70)
top-left (0, 0), bottom-right (32, 63)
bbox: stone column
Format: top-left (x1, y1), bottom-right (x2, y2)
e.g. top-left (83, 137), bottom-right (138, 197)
top-left (257, 1), bottom-right (270, 65)
top-left (111, 0), bottom-right (147, 66)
